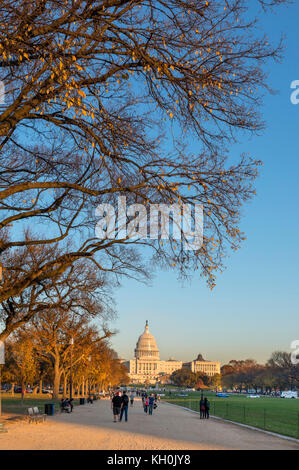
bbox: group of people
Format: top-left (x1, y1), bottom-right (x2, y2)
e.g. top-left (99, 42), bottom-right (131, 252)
top-left (60, 397), bottom-right (74, 413)
top-left (111, 390), bottom-right (130, 422)
top-left (141, 392), bottom-right (159, 415)
top-left (111, 390), bottom-right (159, 422)
top-left (199, 396), bottom-right (210, 419)
top-left (111, 389), bottom-right (211, 422)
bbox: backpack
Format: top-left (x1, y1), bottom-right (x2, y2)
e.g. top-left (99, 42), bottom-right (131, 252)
top-left (122, 395), bottom-right (129, 406)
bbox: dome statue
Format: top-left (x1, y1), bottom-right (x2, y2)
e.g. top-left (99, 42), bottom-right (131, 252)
top-left (134, 320), bottom-right (160, 360)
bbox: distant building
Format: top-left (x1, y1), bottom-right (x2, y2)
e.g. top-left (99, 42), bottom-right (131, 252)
top-left (183, 354), bottom-right (221, 377)
top-left (123, 321), bottom-right (220, 384)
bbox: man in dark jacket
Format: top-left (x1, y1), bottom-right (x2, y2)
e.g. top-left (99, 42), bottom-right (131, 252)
top-left (119, 390), bottom-right (129, 422)
top-left (111, 391), bottom-right (122, 422)
top-left (204, 397), bottom-right (210, 419)
top-left (199, 396), bottom-right (205, 419)
top-left (148, 394), bottom-right (155, 415)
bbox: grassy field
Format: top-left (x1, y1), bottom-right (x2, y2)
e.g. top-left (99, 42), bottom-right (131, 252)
top-left (0, 393), bottom-right (80, 416)
top-left (162, 391), bottom-right (299, 439)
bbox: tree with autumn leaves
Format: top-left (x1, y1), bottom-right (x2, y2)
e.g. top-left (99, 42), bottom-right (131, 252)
top-left (0, 0), bottom-right (290, 339)
top-left (2, 312), bottom-right (129, 398)
top-left (221, 355), bottom-right (299, 392)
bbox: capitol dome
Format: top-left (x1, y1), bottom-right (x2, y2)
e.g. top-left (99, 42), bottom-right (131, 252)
top-left (134, 321), bottom-right (160, 360)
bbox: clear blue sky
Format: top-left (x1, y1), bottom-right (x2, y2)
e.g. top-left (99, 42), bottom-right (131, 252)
top-left (110, 2), bottom-right (299, 365)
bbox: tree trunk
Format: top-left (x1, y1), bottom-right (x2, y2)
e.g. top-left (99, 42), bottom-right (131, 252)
top-left (39, 379), bottom-right (43, 394)
top-left (63, 373), bottom-right (67, 398)
top-left (52, 357), bottom-right (62, 399)
top-left (21, 378), bottom-right (25, 403)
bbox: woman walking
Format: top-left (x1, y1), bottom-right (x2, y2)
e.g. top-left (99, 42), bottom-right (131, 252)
top-left (144, 396), bottom-right (149, 414)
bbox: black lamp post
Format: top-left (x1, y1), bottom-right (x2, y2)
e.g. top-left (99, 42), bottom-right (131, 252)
top-left (69, 337), bottom-right (74, 401)
top-left (88, 355), bottom-right (91, 398)
top-left (0, 262), bottom-right (3, 418)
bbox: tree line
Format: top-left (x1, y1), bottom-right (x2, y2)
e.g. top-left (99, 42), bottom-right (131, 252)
top-left (221, 353), bottom-right (299, 392)
top-left (2, 310), bottom-right (129, 399)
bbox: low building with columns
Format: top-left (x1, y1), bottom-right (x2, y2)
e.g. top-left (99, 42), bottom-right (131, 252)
top-left (183, 354), bottom-right (221, 377)
top-left (123, 321), bottom-right (220, 384)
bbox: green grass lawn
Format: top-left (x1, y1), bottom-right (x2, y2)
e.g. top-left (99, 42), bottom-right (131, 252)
top-left (162, 391), bottom-right (299, 439)
top-left (1, 393), bottom-right (80, 416)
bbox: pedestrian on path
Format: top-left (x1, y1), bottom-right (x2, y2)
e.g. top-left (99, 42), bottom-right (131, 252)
top-left (141, 392), bottom-right (145, 408)
top-left (119, 391), bottom-right (129, 422)
top-left (200, 396), bottom-right (205, 419)
top-left (130, 391), bottom-right (135, 407)
top-left (111, 391), bottom-right (122, 423)
top-left (204, 398), bottom-right (210, 419)
top-left (144, 396), bottom-right (149, 414)
top-left (148, 394), bottom-right (155, 415)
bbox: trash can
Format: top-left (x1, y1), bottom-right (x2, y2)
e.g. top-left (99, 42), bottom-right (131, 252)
top-left (79, 398), bottom-right (85, 405)
top-left (45, 403), bottom-right (55, 415)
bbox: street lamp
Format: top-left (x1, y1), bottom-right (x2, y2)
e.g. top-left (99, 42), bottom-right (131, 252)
top-left (0, 262), bottom-right (4, 419)
top-left (0, 341), bottom-right (4, 419)
top-left (69, 337), bottom-right (74, 401)
top-left (88, 355), bottom-right (91, 399)
top-left (0, 254), bottom-right (11, 426)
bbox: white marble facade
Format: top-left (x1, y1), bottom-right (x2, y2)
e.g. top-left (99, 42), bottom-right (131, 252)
top-left (123, 321), bottom-right (220, 384)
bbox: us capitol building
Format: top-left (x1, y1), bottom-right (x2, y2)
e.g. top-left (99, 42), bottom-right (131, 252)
top-left (123, 321), bottom-right (220, 384)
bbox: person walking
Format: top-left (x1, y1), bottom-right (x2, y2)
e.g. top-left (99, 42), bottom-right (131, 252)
top-left (148, 394), bottom-right (155, 415)
top-left (130, 391), bottom-right (135, 407)
top-left (199, 396), bottom-right (205, 419)
top-left (68, 397), bottom-right (74, 412)
top-left (111, 391), bottom-right (122, 423)
top-left (204, 397), bottom-right (210, 419)
top-left (144, 395), bottom-right (149, 414)
top-left (119, 390), bottom-right (129, 422)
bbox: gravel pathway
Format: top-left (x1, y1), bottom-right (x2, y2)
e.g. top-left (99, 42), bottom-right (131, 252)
top-left (0, 398), bottom-right (298, 450)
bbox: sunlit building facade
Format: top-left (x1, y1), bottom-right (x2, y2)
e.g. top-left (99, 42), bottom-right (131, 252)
top-left (123, 321), bottom-right (220, 384)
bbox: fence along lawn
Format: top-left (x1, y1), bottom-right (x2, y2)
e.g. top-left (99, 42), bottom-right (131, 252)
top-left (164, 393), bottom-right (299, 439)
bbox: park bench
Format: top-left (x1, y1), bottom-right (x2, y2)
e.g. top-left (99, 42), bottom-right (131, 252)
top-left (27, 407), bottom-right (46, 423)
top-left (33, 406), bottom-right (47, 421)
top-left (0, 423), bottom-right (8, 433)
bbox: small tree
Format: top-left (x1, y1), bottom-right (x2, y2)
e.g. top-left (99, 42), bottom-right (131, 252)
top-left (3, 335), bottom-right (38, 399)
top-left (171, 368), bottom-right (197, 388)
top-left (210, 373), bottom-right (222, 390)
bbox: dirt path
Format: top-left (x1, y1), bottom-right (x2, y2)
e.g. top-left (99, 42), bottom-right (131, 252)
top-left (0, 398), bottom-right (298, 450)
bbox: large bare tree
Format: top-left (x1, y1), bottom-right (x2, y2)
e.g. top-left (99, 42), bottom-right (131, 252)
top-left (0, 241), bottom-right (116, 340)
top-left (0, 1), bottom-right (288, 315)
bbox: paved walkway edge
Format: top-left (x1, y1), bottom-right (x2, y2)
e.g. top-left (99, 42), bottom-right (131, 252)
top-left (164, 401), bottom-right (299, 444)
